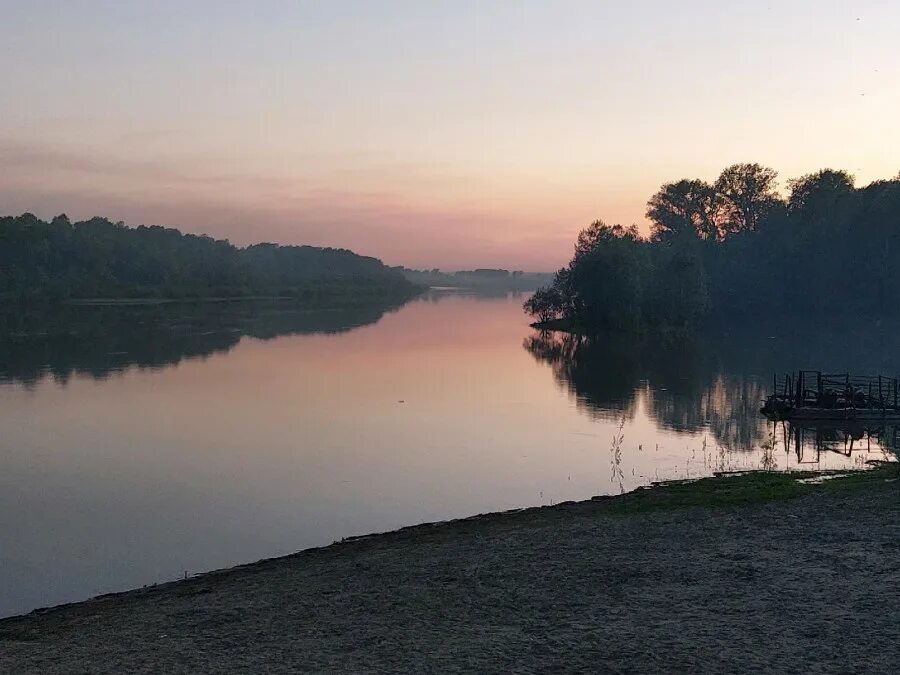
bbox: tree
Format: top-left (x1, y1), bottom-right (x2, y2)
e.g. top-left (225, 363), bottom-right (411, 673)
top-left (647, 179), bottom-right (720, 241)
top-left (531, 163), bottom-right (900, 330)
top-left (566, 221), bottom-right (647, 330)
top-left (573, 220), bottom-right (640, 262)
top-left (0, 213), bottom-right (416, 302)
top-left (646, 238), bottom-right (709, 326)
top-left (523, 286), bottom-right (565, 323)
top-left (786, 169), bottom-right (855, 214)
top-left (714, 163), bottom-right (779, 233)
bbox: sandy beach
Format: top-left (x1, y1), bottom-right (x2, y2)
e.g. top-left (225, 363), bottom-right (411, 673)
top-left (2, 467), bottom-right (899, 674)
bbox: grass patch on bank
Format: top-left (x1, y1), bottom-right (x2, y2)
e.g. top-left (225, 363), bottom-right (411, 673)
top-left (594, 463), bottom-right (899, 515)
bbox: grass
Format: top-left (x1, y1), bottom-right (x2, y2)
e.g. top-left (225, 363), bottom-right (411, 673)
top-left (590, 462), bottom-right (899, 516)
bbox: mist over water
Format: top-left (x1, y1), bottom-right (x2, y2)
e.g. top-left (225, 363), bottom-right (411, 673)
top-left (0, 293), bottom-right (895, 617)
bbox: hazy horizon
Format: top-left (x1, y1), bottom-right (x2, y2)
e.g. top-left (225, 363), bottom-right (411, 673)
top-left (3, 1), bottom-right (899, 269)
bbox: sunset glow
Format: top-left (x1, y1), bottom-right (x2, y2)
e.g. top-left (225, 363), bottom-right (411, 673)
top-left (3, 1), bottom-right (899, 269)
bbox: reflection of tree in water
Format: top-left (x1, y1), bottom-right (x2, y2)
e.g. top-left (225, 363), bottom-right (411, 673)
top-left (524, 315), bottom-right (900, 457)
top-left (0, 298), bottom-right (409, 387)
top-left (523, 331), bottom-right (642, 421)
top-left (524, 329), bottom-right (767, 452)
top-left (779, 421), bottom-right (900, 464)
top-left (700, 375), bottom-right (769, 453)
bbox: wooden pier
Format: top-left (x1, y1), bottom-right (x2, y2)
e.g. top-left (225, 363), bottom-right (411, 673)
top-left (763, 370), bottom-right (900, 421)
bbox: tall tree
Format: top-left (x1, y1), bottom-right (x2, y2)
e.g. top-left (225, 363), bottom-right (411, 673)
top-left (786, 169), bottom-right (855, 214)
top-left (714, 163), bottom-right (779, 233)
top-left (646, 179), bottom-right (720, 241)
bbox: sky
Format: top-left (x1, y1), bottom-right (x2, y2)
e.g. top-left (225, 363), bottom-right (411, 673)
top-left (1, 1), bottom-right (899, 270)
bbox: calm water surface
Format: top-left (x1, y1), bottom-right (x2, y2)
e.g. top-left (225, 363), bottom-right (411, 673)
top-left (1, 293), bottom-right (896, 616)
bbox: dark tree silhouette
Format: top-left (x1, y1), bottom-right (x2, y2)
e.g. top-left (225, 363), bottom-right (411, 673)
top-left (786, 169), bottom-right (855, 218)
top-left (0, 214), bottom-right (417, 303)
top-left (714, 163), bottom-right (779, 233)
top-left (526, 164), bottom-right (900, 331)
top-left (647, 179), bottom-right (719, 241)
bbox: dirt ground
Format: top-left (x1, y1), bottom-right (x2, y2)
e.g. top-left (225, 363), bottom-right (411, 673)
top-left (2, 470), bottom-right (899, 674)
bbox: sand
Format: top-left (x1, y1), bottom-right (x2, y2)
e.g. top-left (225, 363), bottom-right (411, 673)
top-left (2, 469), bottom-right (899, 674)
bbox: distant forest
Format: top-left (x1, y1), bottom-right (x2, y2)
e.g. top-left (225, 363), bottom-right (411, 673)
top-left (0, 213), bottom-right (417, 302)
top-left (397, 267), bottom-right (553, 291)
top-left (526, 164), bottom-right (900, 331)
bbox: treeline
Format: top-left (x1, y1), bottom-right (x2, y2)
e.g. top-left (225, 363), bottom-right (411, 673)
top-left (0, 213), bottom-right (417, 302)
top-left (399, 267), bottom-right (554, 291)
top-left (526, 164), bottom-right (900, 331)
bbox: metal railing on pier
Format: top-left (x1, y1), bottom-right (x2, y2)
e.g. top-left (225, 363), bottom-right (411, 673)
top-left (772, 370), bottom-right (900, 411)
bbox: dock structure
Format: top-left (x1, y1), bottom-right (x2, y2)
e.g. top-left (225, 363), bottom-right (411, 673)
top-left (763, 370), bottom-right (900, 421)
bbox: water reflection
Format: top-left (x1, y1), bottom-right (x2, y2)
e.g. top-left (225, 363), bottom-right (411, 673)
top-left (523, 330), bottom-right (768, 452)
top-left (524, 327), bottom-right (900, 463)
top-left (420, 287), bottom-right (527, 302)
top-left (780, 421), bottom-right (900, 466)
top-left (1, 294), bottom-right (897, 618)
top-left (0, 298), bottom-right (409, 386)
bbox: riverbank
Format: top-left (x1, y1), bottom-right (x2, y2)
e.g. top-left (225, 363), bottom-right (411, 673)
top-left (529, 316), bottom-right (700, 338)
top-left (59, 287), bottom-right (424, 308)
top-left (2, 466), bottom-right (899, 673)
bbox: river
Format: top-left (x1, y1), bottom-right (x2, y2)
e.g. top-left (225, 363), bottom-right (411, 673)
top-left (0, 291), bottom-right (896, 616)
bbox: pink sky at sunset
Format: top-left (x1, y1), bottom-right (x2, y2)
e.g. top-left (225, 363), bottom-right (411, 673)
top-left (2, 1), bottom-right (899, 270)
